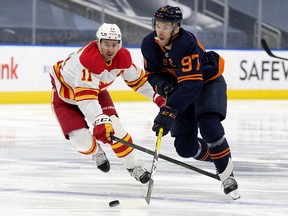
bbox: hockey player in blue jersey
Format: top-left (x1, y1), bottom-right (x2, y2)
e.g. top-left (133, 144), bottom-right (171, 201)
top-left (141, 5), bottom-right (240, 199)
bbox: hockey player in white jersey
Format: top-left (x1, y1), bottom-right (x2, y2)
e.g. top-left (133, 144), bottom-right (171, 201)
top-left (50, 23), bottom-right (165, 184)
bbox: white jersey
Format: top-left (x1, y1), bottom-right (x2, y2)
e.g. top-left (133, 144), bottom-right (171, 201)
top-left (50, 40), bottom-right (160, 125)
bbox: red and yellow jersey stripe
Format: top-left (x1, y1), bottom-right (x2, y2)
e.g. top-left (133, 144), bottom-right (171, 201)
top-left (75, 87), bottom-right (99, 102)
top-left (53, 61), bottom-right (75, 100)
top-left (125, 67), bottom-right (148, 91)
top-left (111, 133), bottom-right (134, 158)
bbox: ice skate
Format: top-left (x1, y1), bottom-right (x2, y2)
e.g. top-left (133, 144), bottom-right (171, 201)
top-left (127, 165), bottom-right (151, 184)
top-left (92, 144), bottom-right (110, 173)
top-left (222, 176), bottom-right (240, 200)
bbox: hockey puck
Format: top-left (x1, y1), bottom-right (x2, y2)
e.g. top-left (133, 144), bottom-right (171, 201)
top-left (109, 200), bottom-right (120, 207)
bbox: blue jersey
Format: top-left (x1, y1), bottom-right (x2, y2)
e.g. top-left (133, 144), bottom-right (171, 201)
top-left (141, 28), bottom-right (224, 112)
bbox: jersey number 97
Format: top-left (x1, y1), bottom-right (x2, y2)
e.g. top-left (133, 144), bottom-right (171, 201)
top-left (181, 54), bottom-right (200, 72)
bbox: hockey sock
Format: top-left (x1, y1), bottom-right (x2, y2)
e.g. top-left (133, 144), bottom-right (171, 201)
top-left (208, 137), bottom-right (232, 176)
top-left (193, 138), bottom-right (213, 162)
top-left (111, 133), bottom-right (140, 169)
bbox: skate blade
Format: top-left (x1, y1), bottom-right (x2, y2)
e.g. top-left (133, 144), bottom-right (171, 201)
top-left (228, 189), bottom-right (241, 200)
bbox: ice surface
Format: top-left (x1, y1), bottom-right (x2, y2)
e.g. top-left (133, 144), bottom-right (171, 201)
top-left (0, 100), bottom-right (288, 216)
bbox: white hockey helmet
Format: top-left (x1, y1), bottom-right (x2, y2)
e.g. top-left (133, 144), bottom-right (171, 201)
top-left (96, 23), bottom-right (122, 53)
top-left (96, 23), bottom-right (122, 41)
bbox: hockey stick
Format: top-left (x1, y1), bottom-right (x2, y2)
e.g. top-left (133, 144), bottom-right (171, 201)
top-left (145, 125), bottom-right (164, 204)
top-left (261, 39), bottom-right (288, 61)
top-left (111, 135), bottom-right (220, 181)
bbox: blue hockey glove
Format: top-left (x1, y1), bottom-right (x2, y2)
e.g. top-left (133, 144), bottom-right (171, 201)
top-left (154, 81), bottom-right (174, 98)
top-left (162, 83), bottom-right (174, 97)
top-left (152, 106), bottom-right (177, 136)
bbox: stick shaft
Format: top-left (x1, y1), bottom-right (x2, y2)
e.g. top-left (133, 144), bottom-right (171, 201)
top-left (111, 136), bottom-right (220, 181)
top-left (145, 127), bottom-right (163, 204)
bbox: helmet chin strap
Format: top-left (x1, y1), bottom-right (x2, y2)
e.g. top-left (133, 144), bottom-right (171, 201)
top-left (165, 28), bottom-right (179, 48)
top-left (97, 40), bottom-right (103, 54)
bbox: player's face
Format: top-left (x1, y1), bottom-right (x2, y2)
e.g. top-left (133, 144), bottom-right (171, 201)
top-left (100, 39), bottom-right (121, 61)
top-left (155, 21), bottom-right (174, 47)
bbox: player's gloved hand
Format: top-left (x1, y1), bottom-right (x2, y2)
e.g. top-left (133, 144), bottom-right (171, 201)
top-left (162, 83), bottom-right (174, 96)
top-left (153, 106), bottom-right (177, 136)
top-left (154, 81), bottom-right (174, 98)
top-left (93, 114), bottom-right (114, 144)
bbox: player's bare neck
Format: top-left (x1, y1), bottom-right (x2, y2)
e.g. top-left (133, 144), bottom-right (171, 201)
top-left (164, 38), bottom-right (174, 50)
top-left (165, 46), bottom-right (171, 50)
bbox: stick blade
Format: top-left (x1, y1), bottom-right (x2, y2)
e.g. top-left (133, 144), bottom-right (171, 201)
top-left (145, 196), bottom-right (151, 205)
top-left (145, 179), bottom-right (154, 204)
top-left (261, 39), bottom-right (273, 55)
top-left (261, 39), bottom-right (288, 61)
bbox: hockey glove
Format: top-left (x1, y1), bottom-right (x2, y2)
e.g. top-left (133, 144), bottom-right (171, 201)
top-left (153, 106), bottom-right (177, 136)
top-left (154, 81), bottom-right (174, 98)
top-left (93, 114), bottom-right (115, 144)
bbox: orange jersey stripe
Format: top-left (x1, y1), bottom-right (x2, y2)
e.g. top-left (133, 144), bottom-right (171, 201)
top-left (210, 148), bottom-right (230, 157)
top-left (204, 56), bottom-right (225, 83)
top-left (200, 149), bottom-right (210, 161)
top-left (196, 38), bottom-right (205, 52)
top-left (210, 148), bottom-right (230, 160)
top-left (211, 151), bottom-right (230, 160)
top-left (178, 74), bottom-right (203, 83)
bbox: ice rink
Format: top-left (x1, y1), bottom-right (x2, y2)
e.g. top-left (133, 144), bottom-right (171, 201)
top-left (0, 100), bottom-right (288, 216)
